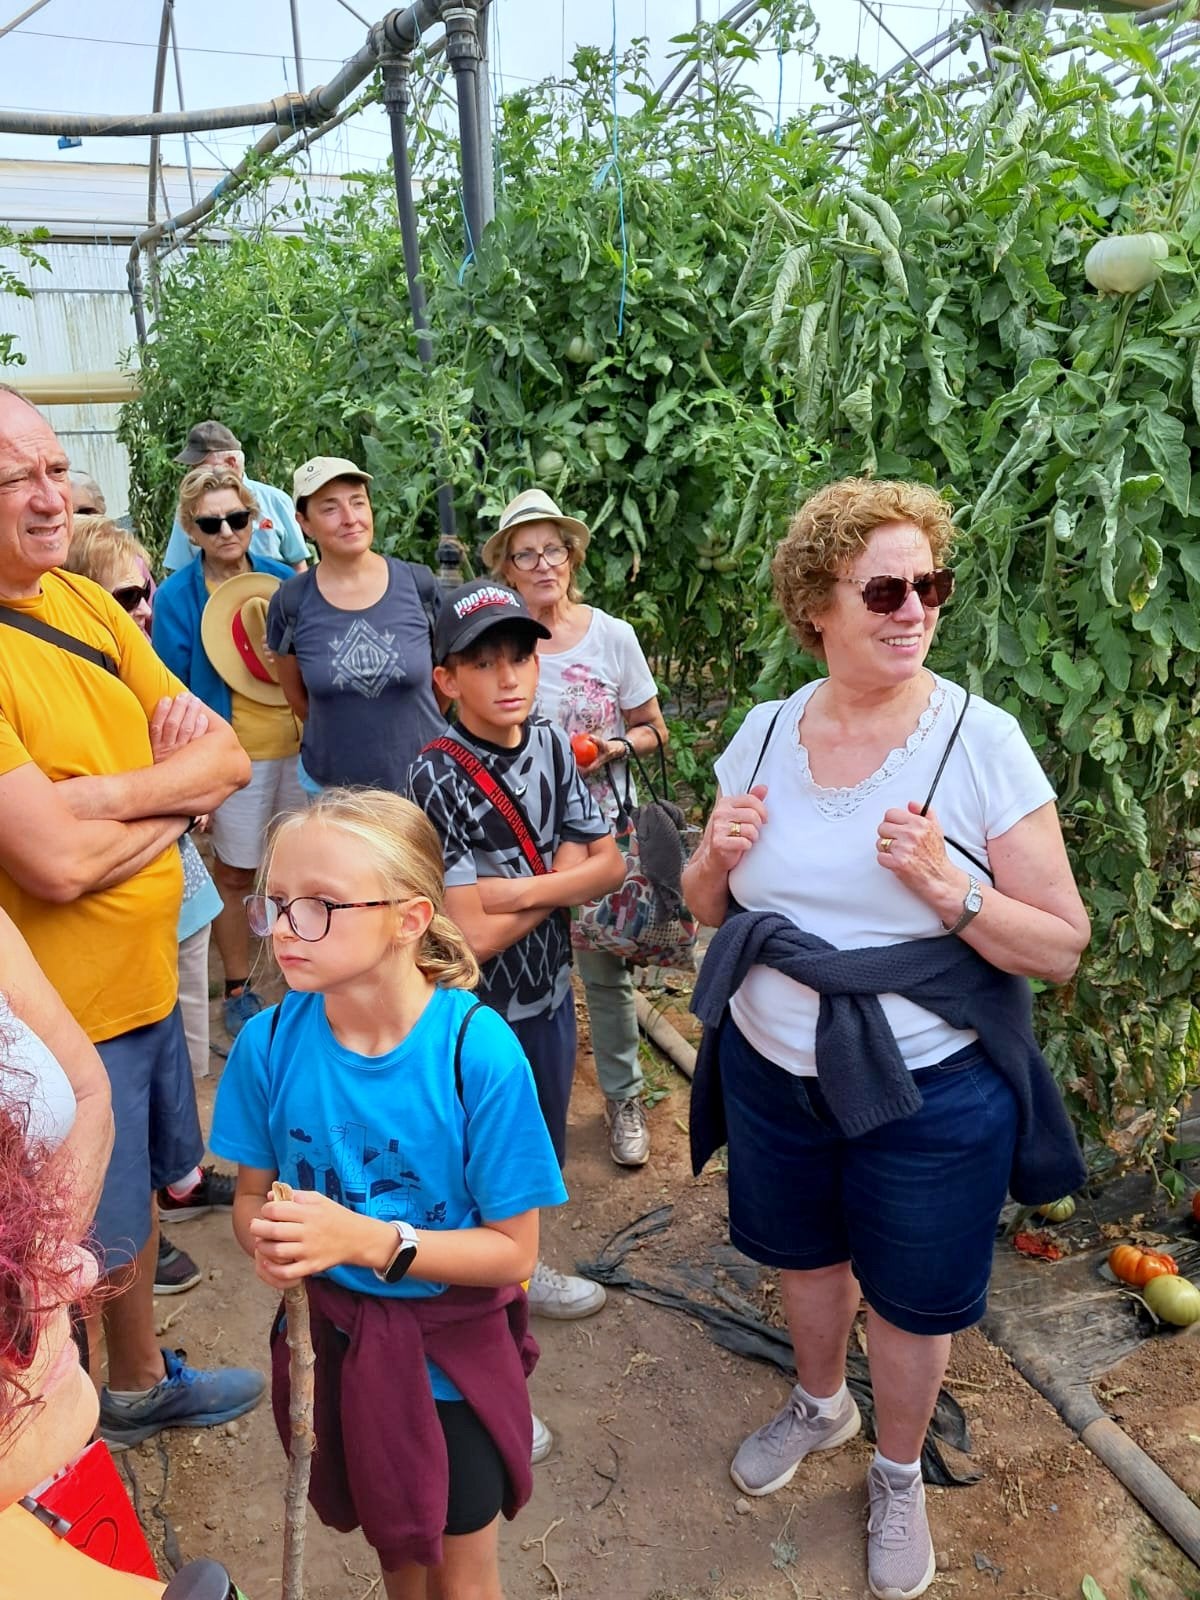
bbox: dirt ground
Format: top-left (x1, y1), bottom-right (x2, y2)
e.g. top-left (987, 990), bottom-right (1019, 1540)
top-left (119, 987), bottom-right (1200, 1600)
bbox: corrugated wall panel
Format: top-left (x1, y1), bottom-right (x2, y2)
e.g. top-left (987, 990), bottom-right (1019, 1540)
top-left (2, 242), bottom-right (138, 515)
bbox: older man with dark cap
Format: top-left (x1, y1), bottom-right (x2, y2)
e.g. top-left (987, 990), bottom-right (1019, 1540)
top-left (161, 420), bottom-right (308, 574)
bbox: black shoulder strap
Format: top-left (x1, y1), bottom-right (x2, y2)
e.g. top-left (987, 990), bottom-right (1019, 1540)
top-left (273, 570), bottom-right (312, 655)
top-left (267, 999), bottom-right (284, 1056)
top-left (748, 703), bottom-right (786, 788)
top-left (919, 690), bottom-right (994, 883)
top-left (454, 999), bottom-right (483, 1107)
top-left (0, 606), bottom-right (119, 677)
top-left (407, 562), bottom-right (439, 647)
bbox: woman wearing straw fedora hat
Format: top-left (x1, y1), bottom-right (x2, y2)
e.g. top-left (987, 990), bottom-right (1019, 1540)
top-left (486, 488), bottom-right (670, 1171)
top-left (153, 467), bottom-right (307, 1041)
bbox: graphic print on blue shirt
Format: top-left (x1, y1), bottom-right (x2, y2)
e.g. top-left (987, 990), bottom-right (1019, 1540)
top-left (287, 1117), bottom-right (441, 1226)
top-left (329, 616), bottom-right (406, 699)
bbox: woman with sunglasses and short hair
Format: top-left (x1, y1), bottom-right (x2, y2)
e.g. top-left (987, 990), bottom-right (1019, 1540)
top-left (153, 467), bottom-right (306, 1039)
top-left (63, 515), bottom-right (155, 634)
top-left (681, 478), bottom-right (1090, 1600)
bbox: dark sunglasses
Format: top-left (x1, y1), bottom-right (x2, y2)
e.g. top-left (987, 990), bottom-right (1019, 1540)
top-left (843, 568), bottom-right (954, 615)
top-left (112, 582), bottom-right (152, 613)
top-left (194, 510), bottom-right (253, 536)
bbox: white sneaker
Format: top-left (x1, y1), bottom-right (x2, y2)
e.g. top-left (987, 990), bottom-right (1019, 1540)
top-left (531, 1413), bottom-right (554, 1464)
top-left (526, 1260), bottom-right (607, 1320)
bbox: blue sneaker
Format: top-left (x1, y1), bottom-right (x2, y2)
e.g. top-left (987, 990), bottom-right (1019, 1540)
top-left (98, 1347), bottom-right (266, 1450)
top-left (223, 986), bottom-right (264, 1038)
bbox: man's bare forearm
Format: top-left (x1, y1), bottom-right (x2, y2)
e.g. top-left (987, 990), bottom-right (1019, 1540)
top-left (86, 815), bottom-right (189, 892)
top-left (58, 731), bottom-right (249, 822)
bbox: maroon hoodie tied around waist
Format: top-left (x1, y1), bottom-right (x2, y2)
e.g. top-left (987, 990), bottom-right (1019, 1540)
top-left (269, 1277), bottom-right (539, 1570)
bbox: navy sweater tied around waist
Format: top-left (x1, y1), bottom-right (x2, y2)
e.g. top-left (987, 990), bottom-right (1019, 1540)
top-left (689, 907), bottom-right (1085, 1205)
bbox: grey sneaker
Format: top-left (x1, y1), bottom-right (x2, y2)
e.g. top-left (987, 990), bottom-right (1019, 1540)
top-left (730, 1384), bottom-right (861, 1496)
top-left (605, 1097), bottom-right (650, 1166)
top-left (526, 1260), bottom-right (607, 1319)
top-left (866, 1461), bottom-right (936, 1600)
top-left (531, 1413), bottom-right (554, 1464)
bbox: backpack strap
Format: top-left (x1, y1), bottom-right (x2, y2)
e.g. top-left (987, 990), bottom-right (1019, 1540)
top-left (0, 607), bottom-right (119, 677)
top-left (918, 690), bottom-right (995, 883)
top-left (422, 734), bottom-right (549, 877)
top-left (272, 570), bottom-right (313, 656)
top-left (454, 999), bottom-right (483, 1107)
top-left (747, 703), bottom-right (786, 789)
top-left (407, 562), bottom-right (440, 650)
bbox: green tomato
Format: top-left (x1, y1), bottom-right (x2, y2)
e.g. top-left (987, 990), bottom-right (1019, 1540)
top-left (713, 554), bottom-right (738, 574)
top-left (565, 335), bottom-right (596, 365)
top-left (697, 556), bottom-right (713, 571)
top-left (535, 449), bottom-right (564, 479)
top-left (1143, 1273), bottom-right (1200, 1326)
top-left (1036, 1196), bottom-right (1076, 1223)
top-left (583, 424), bottom-right (608, 461)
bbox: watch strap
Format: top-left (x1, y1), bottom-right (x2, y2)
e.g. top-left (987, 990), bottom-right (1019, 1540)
top-left (945, 875), bottom-right (983, 936)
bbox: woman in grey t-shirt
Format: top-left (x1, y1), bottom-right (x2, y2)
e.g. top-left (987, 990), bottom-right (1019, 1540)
top-left (267, 457), bottom-right (443, 793)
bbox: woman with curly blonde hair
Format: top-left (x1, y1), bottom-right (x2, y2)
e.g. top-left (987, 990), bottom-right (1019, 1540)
top-left (682, 479), bottom-right (1090, 1599)
top-left (211, 790), bottom-right (566, 1599)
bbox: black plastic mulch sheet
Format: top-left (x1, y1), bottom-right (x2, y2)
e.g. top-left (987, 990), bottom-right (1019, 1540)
top-left (577, 1206), bottom-right (979, 1487)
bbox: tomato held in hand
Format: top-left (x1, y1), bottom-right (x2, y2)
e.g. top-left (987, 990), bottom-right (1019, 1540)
top-left (571, 734), bottom-right (599, 766)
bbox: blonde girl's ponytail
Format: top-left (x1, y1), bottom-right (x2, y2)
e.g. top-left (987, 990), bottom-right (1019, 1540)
top-left (418, 910), bottom-right (480, 990)
top-left (264, 787), bottom-right (479, 990)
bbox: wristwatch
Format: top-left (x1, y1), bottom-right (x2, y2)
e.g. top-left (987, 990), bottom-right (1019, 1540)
top-left (374, 1220), bottom-right (419, 1285)
top-left (944, 875), bottom-right (984, 936)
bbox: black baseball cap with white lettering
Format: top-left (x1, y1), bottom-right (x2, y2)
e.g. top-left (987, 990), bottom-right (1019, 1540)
top-left (433, 579), bottom-right (551, 665)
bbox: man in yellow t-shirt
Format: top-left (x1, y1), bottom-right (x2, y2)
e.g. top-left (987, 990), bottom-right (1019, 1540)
top-left (0, 385), bottom-right (265, 1449)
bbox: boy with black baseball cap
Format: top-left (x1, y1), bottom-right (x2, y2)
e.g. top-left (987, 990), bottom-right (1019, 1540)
top-left (408, 581), bottom-right (623, 1358)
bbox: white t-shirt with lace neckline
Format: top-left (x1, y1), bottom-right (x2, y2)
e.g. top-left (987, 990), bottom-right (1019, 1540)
top-left (713, 674), bottom-right (1055, 1076)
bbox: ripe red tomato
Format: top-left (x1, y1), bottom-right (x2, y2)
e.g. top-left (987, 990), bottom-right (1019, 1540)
top-left (571, 734), bottom-right (599, 765)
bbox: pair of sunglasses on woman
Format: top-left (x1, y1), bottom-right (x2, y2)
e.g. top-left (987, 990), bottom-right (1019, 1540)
top-left (842, 568), bottom-right (954, 615)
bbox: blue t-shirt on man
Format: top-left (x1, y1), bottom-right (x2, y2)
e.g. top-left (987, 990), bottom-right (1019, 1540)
top-left (162, 476), bottom-right (308, 572)
top-left (210, 985), bottom-right (566, 1398)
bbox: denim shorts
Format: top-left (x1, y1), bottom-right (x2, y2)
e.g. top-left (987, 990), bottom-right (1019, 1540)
top-left (92, 1006), bottom-right (205, 1273)
top-left (720, 1019), bottom-right (1018, 1336)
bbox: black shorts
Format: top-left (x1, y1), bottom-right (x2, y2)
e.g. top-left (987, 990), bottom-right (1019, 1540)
top-left (438, 1399), bottom-right (507, 1536)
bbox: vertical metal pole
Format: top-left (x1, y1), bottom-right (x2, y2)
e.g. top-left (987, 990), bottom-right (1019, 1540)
top-left (289, 0), bottom-right (306, 93)
top-left (444, 4), bottom-right (484, 256)
top-left (168, 5), bottom-right (198, 207)
top-left (144, 0), bottom-right (173, 322)
top-left (382, 57), bottom-right (457, 540)
top-left (696, 0), bottom-right (703, 106)
top-left (476, 0), bottom-right (495, 227)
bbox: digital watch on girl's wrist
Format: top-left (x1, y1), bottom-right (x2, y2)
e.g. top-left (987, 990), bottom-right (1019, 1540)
top-left (374, 1220), bottom-right (419, 1285)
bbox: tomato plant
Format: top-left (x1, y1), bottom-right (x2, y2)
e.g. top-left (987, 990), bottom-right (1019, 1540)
top-left (117, 6), bottom-right (1200, 1167)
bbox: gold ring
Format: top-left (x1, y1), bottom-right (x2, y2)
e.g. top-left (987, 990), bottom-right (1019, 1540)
top-left (879, 835), bottom-right (892, 853)
top-left (728, 820), bottom-right (742, 839)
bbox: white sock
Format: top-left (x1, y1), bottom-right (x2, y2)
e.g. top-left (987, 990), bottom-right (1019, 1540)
top-left (105, 1385), bottom-right (156, 1404)
top-left (873, 1449), bottom-right (921, 1481)
top-left (166, 1166), bottom-right (203, 1201)
top-left (795, 1380), bottom-right (849, 1418)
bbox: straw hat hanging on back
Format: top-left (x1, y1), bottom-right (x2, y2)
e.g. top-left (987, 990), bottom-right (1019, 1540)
top-left (200, 571), bottom-right (288, 706)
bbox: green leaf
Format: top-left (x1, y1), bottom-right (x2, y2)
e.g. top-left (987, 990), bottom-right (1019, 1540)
top-left (1080, 1577), bottom-right (1108, 1600)
top-left (1136, 406), bottom-right (1190, 514)
top-left (1051, 650), bottom-right (1085, 691)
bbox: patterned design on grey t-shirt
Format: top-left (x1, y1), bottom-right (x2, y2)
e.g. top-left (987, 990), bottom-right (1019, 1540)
top-left (330, 616), bottom-right (407, 699)
top-left (407, 720), bottom-right (608, 1022)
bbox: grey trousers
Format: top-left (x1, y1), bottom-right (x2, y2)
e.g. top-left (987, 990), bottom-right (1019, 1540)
top-left (576, 946), bottom-right (644, 1104)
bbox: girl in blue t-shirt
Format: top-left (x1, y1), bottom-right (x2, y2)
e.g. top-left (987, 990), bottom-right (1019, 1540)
top-left (211, 788), bottom-right (566, 1597)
